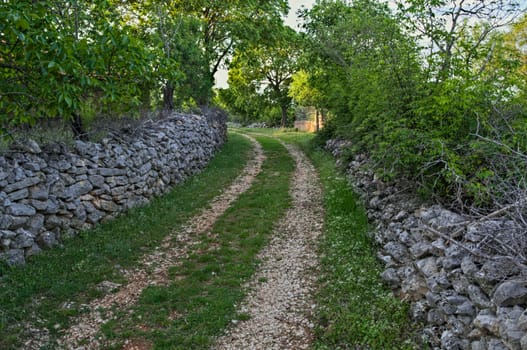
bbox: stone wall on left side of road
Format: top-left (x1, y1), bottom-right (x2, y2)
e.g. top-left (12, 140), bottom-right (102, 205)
top-left (0, 112), bottom-right (227, 266)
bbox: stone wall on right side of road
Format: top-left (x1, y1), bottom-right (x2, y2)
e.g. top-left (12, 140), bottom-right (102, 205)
top-left (326, 139), bottom-right (527, 350)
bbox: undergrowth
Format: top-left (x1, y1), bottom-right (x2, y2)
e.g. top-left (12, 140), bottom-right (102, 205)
top-left (0, 133), bottom-right (252, 349)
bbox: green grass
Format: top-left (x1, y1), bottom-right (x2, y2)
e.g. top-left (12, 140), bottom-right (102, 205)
top-left (300, 142), bottom-right (419, 349)
top-left (99, 136), bottom-right (295, 349)
top-left (0, 133), bottom-right (253, 350)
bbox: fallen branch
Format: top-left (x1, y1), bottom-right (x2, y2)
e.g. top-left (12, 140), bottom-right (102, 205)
top-left (423, 224), bottom-right (527, 266)
top-left (436, 197), bottom-right (527, 239)
top-left (422, 224), bottom-right (493, 261)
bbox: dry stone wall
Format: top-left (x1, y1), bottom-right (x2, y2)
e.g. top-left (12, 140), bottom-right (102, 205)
top-left (0, 113), bottom-right (226, 266)
top-left (326, 139), bottom-right (527, 350)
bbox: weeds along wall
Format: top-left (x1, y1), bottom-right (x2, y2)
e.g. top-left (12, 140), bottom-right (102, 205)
top-left (0, 113), bottom-right (227, 266)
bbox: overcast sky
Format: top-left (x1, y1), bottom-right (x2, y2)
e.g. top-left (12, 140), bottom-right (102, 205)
top-left (285, 0), bottom-right (316, 29)
top-left (214, 0), bottom-right (316, 88)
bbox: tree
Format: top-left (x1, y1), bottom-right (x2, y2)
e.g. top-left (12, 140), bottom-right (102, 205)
top-left (288, 70), bottom-right (324, 130)
top-left (225, 25), bottom-right (300, 127)
top-left (170, 0), bottom-right (288, 105)
top-left (302, 0), bottom-right (420, 148)
top-left (396, 0), bottom-right (522, 80)
top-left (301, 0), bottom-right (527, 207)
top-left (117, 1), bottom-right (211, 112)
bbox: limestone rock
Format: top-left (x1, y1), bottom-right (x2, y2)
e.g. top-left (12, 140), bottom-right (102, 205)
top-left (383, 241), bottom-right (409, 263)
top-left (4, 177), bottom-right (40, 194)
top-left (410, 241), bottom-right (434, 259)
top-left (95, 281), bottom-right (122, 294)
top-left (381, 268), bottom-right (400, 288)
top-left (441, 330), bottom-right (465, 349)
top-left (37, 232), bottom-right (58, 249)
top-left (8, 188), bottom-right (28, 201)
top-left (493, 281), bottom-right (527, 307)
top-left (497, 306), bottom-right (524, 350)
top-left (519, 309), bottom-right (527, 331)
top-left (521, 334), bottom-right (527, 350)
top-left (474, 311), bottom-right (500, 336)
top-left (13, 229), bottom-right (35, 249)
top-left (487, 338), bottom-right (509, 350)
top-left (6, 203), bottom-right (36, 216)
top-left (63, 180), bottom-right (93, 200)
top-left (467, 284), bottom-right (492, 309)
top-left (1, 249), bottom-right (25, 266)
top-left (418, 205), bottom-right (466, 230)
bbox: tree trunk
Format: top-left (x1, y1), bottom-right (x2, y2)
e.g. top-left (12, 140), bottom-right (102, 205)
top-left (315, 109), bottom-right (320, 132)
top-left (280, 105), bottom-right (288, 128)
top-left (320, 109), bottom-right (326, 127)
top-left (163, 82), bottom-right (175, 112)
top-left (140, 84), bottom-right (151, 117)
top-left (71, 112), bottom-right (88, 141)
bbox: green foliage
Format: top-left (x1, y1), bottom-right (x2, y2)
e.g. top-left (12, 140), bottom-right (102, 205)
top-left (0, 0), bottom-right (288, 134)
top-left (169, 0), bottom-right (288, 104)
top-left (288, 70), bottom-right (322, 108)
top-left (0, 1), bottom-right (151, 129)
top-left (301, 0), bottom-right (527, 206)
top-left (218, 24), bottom-right (300, 127)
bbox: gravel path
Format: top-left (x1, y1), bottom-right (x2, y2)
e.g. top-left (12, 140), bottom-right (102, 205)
top-left (53, 134), bottom-right (266, 350)
top-left (212, 143), bottom-right (324, 350)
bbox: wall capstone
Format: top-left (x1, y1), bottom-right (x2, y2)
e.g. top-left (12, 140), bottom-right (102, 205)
top-left (0, 112), bottom-right (227, 266)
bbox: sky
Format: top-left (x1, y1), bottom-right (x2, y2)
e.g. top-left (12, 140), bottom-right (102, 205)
top-left (285, 0), bottom-right (316, 29)
top-left (214, 0), bottom-right (316, 88)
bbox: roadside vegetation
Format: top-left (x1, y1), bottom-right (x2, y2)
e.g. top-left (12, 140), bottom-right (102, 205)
top-left (305, 144), bottom-right (420, 350)
top-left (1, 1), bottom-right (288, 140)
top-left (220, 0), bottom-right (527, 217)
top-left (3, 0), bottom-right (527, 346)
top-left (0, 134), bottom-right (253, 349)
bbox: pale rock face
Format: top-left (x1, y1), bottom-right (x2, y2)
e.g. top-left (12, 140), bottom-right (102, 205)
top-left (493, 281), bottom-right (527, 307)
top-left (0, 112), bottom-right (227, 265)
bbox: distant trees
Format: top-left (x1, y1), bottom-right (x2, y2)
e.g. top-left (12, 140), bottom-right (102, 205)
top-left (218, 24), bottom-right (300, 127)
top-left (288, 70), bottom-right (324, 131)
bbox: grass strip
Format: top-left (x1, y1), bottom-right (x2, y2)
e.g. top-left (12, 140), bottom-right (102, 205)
top-left (102, 136), bottom-right (295, 349)
top-left (302, 143), bottom-right (419, 349)
top-left (0, 133), bottom-right (253, 349)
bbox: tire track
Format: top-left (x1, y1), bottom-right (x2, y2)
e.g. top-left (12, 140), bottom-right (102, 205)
top-left (213, 143), bottom-right (324, 350)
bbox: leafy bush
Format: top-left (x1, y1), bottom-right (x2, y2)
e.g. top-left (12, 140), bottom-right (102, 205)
top-left (301, 0), bottom-right (527, 208)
